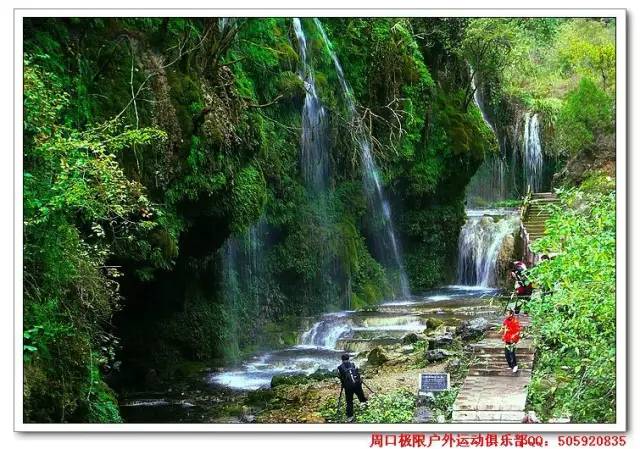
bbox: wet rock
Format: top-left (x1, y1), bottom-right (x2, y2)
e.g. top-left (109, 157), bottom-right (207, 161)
top-left (417, 392), bottom-right (436, 406)
top-left (433, 332), bottom-right (454, 348)
top-left (309, 368), bottom-right (335, 381)
top-left (425, 317), bottom-right (444, 330)
top-left (446, 357), bottom-right (462, 373)
top-left (425, 349), bottom-right (453, 362)
top-left (457, 317), bottom-right (490, 341)
top-left (241, 414), bottom-right (256, 423)
top-left (367, 346), bottom-right (390, 366)
top-left (402, 333), bottom-right (420, 344)
top-left (400, 344), bottom-right (414, 354)
top-left (414, 406), bottom-right (434, 423)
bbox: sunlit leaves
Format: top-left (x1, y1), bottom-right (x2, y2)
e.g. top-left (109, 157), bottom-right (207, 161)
top-left (527, 174), bottom-right (616, 423)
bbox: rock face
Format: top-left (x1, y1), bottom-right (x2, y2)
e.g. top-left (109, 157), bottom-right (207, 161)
top-left (413, 406), bottom-right (435, 423)
top-left (271, 369), bottom-right (335, 388)
top-left (367, 346), bottom-right (390, 366)
top-left (425, 349), bottom-right (453, 362)
top-left (433, 333), bottom-right (454, 348)
top-left (425, 317), bottom-right (444, 330)
top-left (402, 333), bottom-right (420, 344)
top-left (456, 317), bottom-right (490, 341)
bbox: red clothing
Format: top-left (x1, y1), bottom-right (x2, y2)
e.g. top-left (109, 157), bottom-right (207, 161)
top-left (502, 316), bottom-right (521, 344)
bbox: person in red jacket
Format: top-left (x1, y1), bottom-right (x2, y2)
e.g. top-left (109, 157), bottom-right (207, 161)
top-left (501, 308), bottom-right (521, 373)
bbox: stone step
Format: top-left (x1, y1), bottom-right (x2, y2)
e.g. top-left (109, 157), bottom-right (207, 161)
top-left (452, 410), bottom-right (525, 423)
top-left (471, 346), bottom-right (534, 355)
top-left (472, 354), bottom-right (535, 364)
top-left (467, 368), bottom-right (532, 377)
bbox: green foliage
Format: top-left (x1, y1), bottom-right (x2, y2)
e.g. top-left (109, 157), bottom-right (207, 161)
top-left (556, 78), bottom-right (613, 156)
top-left (319, 388), bottom-right (416, 423)
top-left (460, 18), bottom-right (516, 88)
top-left (230, 165), bottom-right (267, 233)
top-left (431, 387), bottom-right (460, 422)
top-left (527, 174), bottom-right (615, 423)
top-left (23, 56), bottom-right (171, 422)
top-left (355, 389), bottom-right (416, 423)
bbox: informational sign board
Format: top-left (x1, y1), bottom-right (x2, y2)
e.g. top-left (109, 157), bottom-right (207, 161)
top-left (418, 372), bottom-right (450, 394)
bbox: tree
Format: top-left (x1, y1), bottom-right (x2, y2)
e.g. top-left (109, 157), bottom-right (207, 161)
top-left (458, 18), bottom-right (516, 111)
top-left (555, 77), bottom-right (613, 156)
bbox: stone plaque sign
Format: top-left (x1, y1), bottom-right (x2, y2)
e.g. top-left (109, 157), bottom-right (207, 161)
top-left (418, 373), bottom-right (450, 393)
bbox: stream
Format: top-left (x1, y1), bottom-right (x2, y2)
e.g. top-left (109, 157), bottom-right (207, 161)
top-left (120, 283), bottom-right (503, 423)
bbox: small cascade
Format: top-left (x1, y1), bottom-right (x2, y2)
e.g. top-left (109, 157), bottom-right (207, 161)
top-left (314, 18), bottom-right (410, 299)
top-left (456, 210), bottom-right (519, 287)
top-left (208, 285), bottom-right (497, 391)
top-left (522, 112), bottom-right (544, 193)
top-left (299, 313), bottom-right (352, 349)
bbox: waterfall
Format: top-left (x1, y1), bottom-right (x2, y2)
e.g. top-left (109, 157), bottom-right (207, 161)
top-left (523, 112), bottom-right (544, 193)
top-left (465, 69), bottom-right (511, 206)
top-left (470, 69), bottom-right (496, 135)
top-left (456, 210), bottom-right (519, 287)
top-left (299, 313), bottom-right (352, 349)
top-left (220, 218), bottom-right (268, 318)
top-left (292, 19), bottom-right (345, 309)
top-left (293, 18), bottom-right (330, 194)
top-left (314, 18), bottom-right (410, 299)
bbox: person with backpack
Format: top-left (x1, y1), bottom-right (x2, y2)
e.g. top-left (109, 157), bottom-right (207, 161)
top-left (511, 261), bottom-right (533, 296)
top-left (337, 354), bottom-right (367, 422)
top-left (501, 308), bottom-right (522, 373)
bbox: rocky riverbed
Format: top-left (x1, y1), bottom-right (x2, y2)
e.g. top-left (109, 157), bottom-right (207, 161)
top-left (120, 286), bottom-right (506, 423)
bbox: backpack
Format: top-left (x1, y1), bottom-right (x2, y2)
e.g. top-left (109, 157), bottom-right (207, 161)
top-left (342, 362), bottom-right (361, 387)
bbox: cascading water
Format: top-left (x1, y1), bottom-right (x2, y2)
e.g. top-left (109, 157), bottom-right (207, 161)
top-left (208, 285), bottom-right (494, 391)
top-left (456, 210), bottom-right (519, 287)
top-left (460, 73), bottom-right (519, 288)
top-left (299, 312), bottom-right (352, 349)
top-left (523, 112), bottom-right (544, 193)
top-left (314, 18), bottom-right (410, 299)
top-left (292, 18), bottom-right (345, 309)
top-left (220, 218), bottom-right (268, 321)
top-left (466, 69), bottom-right (511, 205)
top-left (471, 69), bottom-right (496, 135)
top-left (293, 18), bottom-right (330, 193)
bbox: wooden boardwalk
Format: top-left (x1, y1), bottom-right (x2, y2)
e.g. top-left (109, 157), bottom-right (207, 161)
top-left (452, 315), bottom-right (533, 423)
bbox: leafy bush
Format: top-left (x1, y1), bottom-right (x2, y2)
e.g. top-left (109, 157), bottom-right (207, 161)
top-left (23, 58), bottom-right (168, 422)
top-left (527, 174), bottom-right (615, 423)
top-left (555, 78), bottom-right (613, 156)
top-left (356, 389), bottom-right (416, 423)
top-left (319, 388), bottom-right (416, 423)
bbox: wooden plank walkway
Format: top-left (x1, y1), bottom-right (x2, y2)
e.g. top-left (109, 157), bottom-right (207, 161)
top-left (452, 315), bottom-right (533, 423)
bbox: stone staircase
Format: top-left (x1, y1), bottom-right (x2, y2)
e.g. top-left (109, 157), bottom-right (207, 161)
top-left (521, 192), bottom-right (559, 265)
top-left (452, 314), bottom-right (533, 423)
